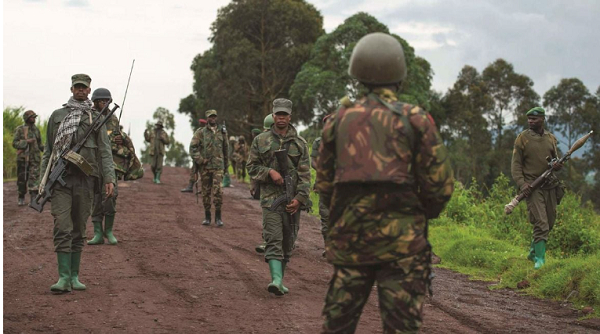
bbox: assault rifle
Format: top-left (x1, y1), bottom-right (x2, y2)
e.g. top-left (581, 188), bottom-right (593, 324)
top-left (30, 101), bottom-right (120, 212)
top-left (504, 130), bottom-right (593, 215)
top-left (270, 149), bottom-right (297, 246)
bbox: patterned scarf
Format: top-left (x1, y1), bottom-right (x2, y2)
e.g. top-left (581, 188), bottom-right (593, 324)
top-left (53, 97), bottom-right (92, 158)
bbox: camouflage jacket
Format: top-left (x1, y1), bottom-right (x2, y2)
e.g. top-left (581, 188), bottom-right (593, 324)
top-left (144, 127), bottom-right (170, 156)
top-left (310, 137), bottom-right (321, 169)
top-left (41, 105), bottom-right (115, 184)
top-left (101, 114), bottom-right (142, 180)
top-left (12, 124), bottom-right (43, 162)
top-left (315, 88), bottom-right (454, 265)
top-left (247, 125), bottom-right (311, 209)
top-left (190, 124), bottom-right (228, 171)
top-left (233, 141), bottom-right (249, 163)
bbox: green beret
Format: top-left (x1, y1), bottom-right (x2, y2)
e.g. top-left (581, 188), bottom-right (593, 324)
top-left (526, 107), bottom-right (545, 116)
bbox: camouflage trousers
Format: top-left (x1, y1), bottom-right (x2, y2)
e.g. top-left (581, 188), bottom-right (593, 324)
top-left (188, 163), bottom-right (199, 183)
top-left (321, 250), bottom-right (431, 334)
top-left (262, 206), bottom-right (300, 262)
top-left (235, 160), bottom-right (247, 181)
top-left (526, 187), bottom-right (557, 243)
top-left (17, 159), bottom-right (40, 197)
top-left (200, 169), bottom-right (223, 210)
top-left (51, 172), bottom-right (95, 253)
top-left (318, 194), bottom-right (330, 242)
top-left (150, 154), bottom-right (164, 174)
top-left (91, 178), bottom-right (118, 222)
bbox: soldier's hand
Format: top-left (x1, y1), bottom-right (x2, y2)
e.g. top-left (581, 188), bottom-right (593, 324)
top-left (105, 183), bottom-right (115, 198)
top-left (26, 138), bottom-right (36, 144)
top-left (269, 169), bottom-right (283, 185)
top-left (552, 161), bottom-right (564, 171)
top-left (114, 135), bottom-right (123, 145)
top-left (520, 183), bottom-right (532, 197)
top-left (286, 199), bottom-right (300, 214)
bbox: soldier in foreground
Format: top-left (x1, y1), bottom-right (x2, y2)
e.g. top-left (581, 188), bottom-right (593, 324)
top-left (315, 33), bottom-right (454, 332)
top-left (253, 113), bottom-right (275, 254)
top-left (13, 110), bottom-right (43, 206)
top-left (40, 74), bottom-right (115, 293)
top-left (181, 118), bottom-right (207, 193)
top-left (190, 109), bottom-right (229, 227)
top-left (511, 107), bottom-right (563, 269)
top-left (144, 120), bottom-right (170, 183)
top-left (247, 98), bottom-right (311, 296)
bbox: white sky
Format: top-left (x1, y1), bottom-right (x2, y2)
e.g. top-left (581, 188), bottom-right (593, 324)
top-left (3, 0), bottom-right (600, 158)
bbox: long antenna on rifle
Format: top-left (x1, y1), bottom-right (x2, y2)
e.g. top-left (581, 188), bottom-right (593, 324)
top-left (119, 59), bottom-right (135, 122)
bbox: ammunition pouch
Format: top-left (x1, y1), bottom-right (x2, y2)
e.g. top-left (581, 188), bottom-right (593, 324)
top-left (63, 150), bottom-right (93, 176)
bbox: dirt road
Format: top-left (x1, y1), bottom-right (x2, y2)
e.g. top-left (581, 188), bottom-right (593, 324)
top-left (4, 166), bottom-right (599, 333)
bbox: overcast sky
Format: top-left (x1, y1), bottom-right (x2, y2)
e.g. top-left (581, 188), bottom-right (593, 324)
top-left (3, 0), bottom-right (599, 159)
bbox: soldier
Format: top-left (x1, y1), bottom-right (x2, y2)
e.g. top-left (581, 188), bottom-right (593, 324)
top-left (190, 109), bottom-right (229, 227)
top-left (511, 106), bottom-right (563, 270)
top-left (229, 135), bottom-right (238, 177)
top-left (12, 110), bottom-right (43, 206)
top-left (253, 113), bottom-right (275, 254)
top-left (247, 98), bottom-right (311, 296)
top-left (181, 118), bottom-right (207, 193)
top-left (315, 33), bottom-right (454, 332)
top-left (234, 136), bottom-right (249, 181)
top-left (40, 74), bottom-right (115, 293)
top-left (144, 120), bottom-right (170, 183)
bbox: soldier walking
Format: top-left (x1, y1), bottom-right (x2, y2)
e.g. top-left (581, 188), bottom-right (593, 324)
top-left (40, 74), bottom-right (115, 293)
top-left (511, 107), bottom-right (564, 270)
top-left (181, 118), bottom-right (207, 193)
top-left (190, 110), bottom-right (229, 227)
top-left (13, 110), bottom-right (43, 206)
top-left (315, 33), bottom-right (454, 333)
top-left (247, 98), bottom-right (311, 296)
top-left (144, 120), bottom-right (170, 183)
top-left (234, 136), bottom-right (249, 181)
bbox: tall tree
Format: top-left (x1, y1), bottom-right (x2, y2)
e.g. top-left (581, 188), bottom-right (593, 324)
top-left (141, 107), bottom-right (189, 167)
top-left (289, 12), bottom-right (433, 127)
top-left (179, 0), bottom-right (324, 137)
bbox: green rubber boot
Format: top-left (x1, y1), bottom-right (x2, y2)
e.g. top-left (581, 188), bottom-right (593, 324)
top-left (281, 261), bottom-right (289, 294)
top-left (156, 171), bottom-right (162, 184)
top-left (527, 239), bottom-right (535, 262)
top-left (50, 252), bottom-right (72, 293)
top-left (152, 172), bottom-right (157, 183)
top-left (534, 240), bottom-right (546, 270)
top-left (70, 252), bottom-right (86, 290)
top-left (267, 259), bottom-right (284, 296)
top-left (87, 221), bottom-right (104, 245)
top-left (104, 214), bottom-right (118, 245)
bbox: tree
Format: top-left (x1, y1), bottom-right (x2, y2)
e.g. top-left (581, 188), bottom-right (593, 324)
top-left (179, 0), bottom-right (324, 138)
top-left (289, 12), bottom-right (434, 127)
top-left (141, 107), bottom-right (189, 167)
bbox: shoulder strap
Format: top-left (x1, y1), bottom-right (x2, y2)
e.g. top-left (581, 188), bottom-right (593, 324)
top-left (369, 93), bottom-right (415, 151)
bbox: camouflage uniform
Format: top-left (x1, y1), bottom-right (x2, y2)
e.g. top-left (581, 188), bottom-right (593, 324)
top-left (234, 138), bottom-right (249, 181)
top-left (12, 119), bottom-right (43, 202)
top-left (316, 88), bottom-right (454, 333)
top-left (190, 122), bottom-right (228, 212)
top-left (311, 137), bottom-right (329, 241)
top-left (247, 125), bottom-right (311, 262)
top-left (144, 124), bottom-right (170, 181)
top-left (91, 114), bottom-right (121, 223)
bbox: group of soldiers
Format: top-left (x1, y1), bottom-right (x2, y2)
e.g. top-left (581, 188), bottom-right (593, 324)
top-left (13, 32), bottom-right (566, 333)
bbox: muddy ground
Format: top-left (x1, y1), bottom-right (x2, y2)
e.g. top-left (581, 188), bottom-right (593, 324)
top-left (3, 166), bottom-right (599, 333)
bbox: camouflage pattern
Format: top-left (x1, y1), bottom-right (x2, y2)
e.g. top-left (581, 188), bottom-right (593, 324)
top-left (105, 114), bottom-right (143, 180)
top-left (511, 129), bottom-right (560, 243)
top-left (13, 123), bottom-right (43, 196)
top-left (200, 169), bottom-right (223, 210)
top-left (316, 88), bottom-right (454, 265)
top-left (188, 162), bottom-right (200, 183)
top-left (233, 138), bottom-right (249, 180)
top-left (322, 251), bottom-right (430, 333)
top-left (144, 126), bottom-right (170, 173)
top-left (311, 137), bottom-right (329, 239)
top-left (247, 125), bottom-right (311, 262)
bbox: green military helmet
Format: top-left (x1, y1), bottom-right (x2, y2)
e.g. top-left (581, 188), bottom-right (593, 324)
top-left (23, 110), bottom-right (37, 121)
top-left (263, 114), bottom-right (274, 130)
top-left (348, 32), bottom-right (407, 85)
top-left (91, 88), bottom-right (112, 102)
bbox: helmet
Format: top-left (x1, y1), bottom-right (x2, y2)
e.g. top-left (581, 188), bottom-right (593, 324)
top-left (348, 32), bottom-right (407, 85)
top-left (91, 88), bottom-right (112, 102)
top-left (23, 110), bottom-right (37, 121)
top-left (263, 114), bottom-right (274, 130)
top-left (229, 136), bottom-right (236, 141)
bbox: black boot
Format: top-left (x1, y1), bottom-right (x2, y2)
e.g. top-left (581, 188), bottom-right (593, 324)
top-left (181, 181), bottom-right (194, 193)
top-left (202, 210), bottom-right (211, 225)
top-left (215, 210), bottom-right (224, 227)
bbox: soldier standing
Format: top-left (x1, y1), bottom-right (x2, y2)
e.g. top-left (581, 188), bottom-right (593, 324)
top-left (144, 120), bottom-right (170, 183)
top-left (40, 74), bottom-right (115, 293)
top-left (247, 98), bottom-right (311, 296)
top-left (181, 118), bottom-right (207, 193)
top-left (315, 33), bottom-right (454, 332)
top-left (13, 110), bottom-right (43, 206)
top-left (511, 107), bottom-right (563, 270)
top-left (253, 114), bottom-right (276, 254)
top-left (234, 136), bottom-right (249, 181)
top-left (190, 109), bottom-right (229, 227)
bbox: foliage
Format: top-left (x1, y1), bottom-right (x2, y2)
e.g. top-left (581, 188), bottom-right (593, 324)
top-left (180, 0), bottom-right (324, 139)
top-left (141, 107), bottom-right (189, 167)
